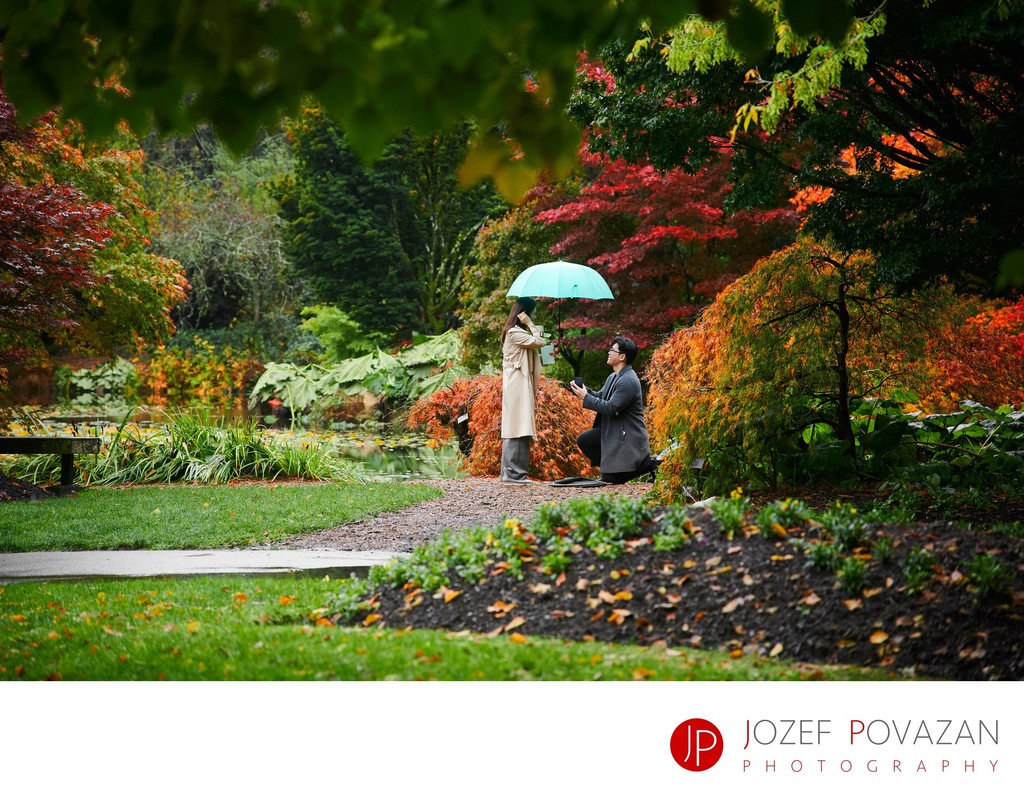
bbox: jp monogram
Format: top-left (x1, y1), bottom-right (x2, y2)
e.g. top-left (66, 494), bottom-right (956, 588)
top-left (670, 718), bottom-right (724, 771)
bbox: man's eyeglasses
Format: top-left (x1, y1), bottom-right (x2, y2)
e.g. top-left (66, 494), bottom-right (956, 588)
top-left (608, 347), bottom-right (624, 355)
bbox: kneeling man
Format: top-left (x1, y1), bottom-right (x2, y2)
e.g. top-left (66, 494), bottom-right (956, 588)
top-left (569, 336), bottom-right (660, 484)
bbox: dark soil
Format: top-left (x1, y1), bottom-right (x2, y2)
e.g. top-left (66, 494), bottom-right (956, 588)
top-left (0, 473), bottom-right (54, 502)
top-left (329, 480), bottom-right (1024, 681)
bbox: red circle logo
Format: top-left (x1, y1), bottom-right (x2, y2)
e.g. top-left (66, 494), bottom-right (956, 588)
top-left (670, 718), bottom-right (724, 771)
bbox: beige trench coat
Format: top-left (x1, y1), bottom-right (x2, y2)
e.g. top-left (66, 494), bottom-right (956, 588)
top-left (501, 324), bottom-right (546, 439)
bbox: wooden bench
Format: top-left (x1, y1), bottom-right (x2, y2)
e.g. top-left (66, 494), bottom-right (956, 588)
top-left (0, 436), bottom-right (101, 488)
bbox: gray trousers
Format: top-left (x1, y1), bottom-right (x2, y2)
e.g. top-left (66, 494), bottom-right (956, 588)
top-left (500, 437), bottom-right (531, 481)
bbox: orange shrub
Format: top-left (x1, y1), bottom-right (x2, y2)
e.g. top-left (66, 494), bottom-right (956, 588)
top-left (408, 375), bottom-right (595, 481)
top-left (919, 297), bottom-right (1024, 412)
top-left (134, 339), bottom-right (263, 408)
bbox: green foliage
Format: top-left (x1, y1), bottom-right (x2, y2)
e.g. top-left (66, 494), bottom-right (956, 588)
top-left (57, 358), bottom-right (138, 409)
top-left (2, 1), bottom-right (836, 199)
top-left (299, 305), bottom-right (379, 362)
top-left (707, 489), bottom-right (751, 539)
top-left (1, 414), bottom-right (364, 487)
top-left (651, 508), bottom-right (696, 552)
top-left (871, 535), bottom-right (895, 566)
top-left (818, 502), bottom-right (867, 552)
top-left (902, 547), bottom-right (938, 596)
top-left (279, 110), bottom-right (503, 339)
top-left (805, 541), bottom-right (842, 573)
top-left (577, 2), bottom-right (1024, 291)
top-left (755, 498), bottom-right (814, 538)
top-left (963, 553), bottom-right (1013, 599)
top-left (248, 331), bottom-right (467, 425)
top-left (142, 130), bottom-right (299, 333)
top-left (836, 557), bottom-right (869, 594)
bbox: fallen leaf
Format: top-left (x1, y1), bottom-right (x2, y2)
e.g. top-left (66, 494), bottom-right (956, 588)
top-left (315, 617), bottom-right (333, 628)
top-left (800, 592), bottom-right (821, 606)
top-left (487, 600), bottom-right (517, 618)
top-left (742, 573), bottom-right (755, 586)
top-left (505, 616), bottom-right (526, 631)
top-left (598, 590), bottom-right (617, 605)
top-left (508, 633), bottom-right (528, 644)
top-left (613, 591), bottom-right (633, 601)
top-left (438, 585), bottom-right (461, 603)
top-left (186, 620), bottom-right (200, 634)
top-left (770, 523), bottom-right (788, 538)
top-left (362, 613), bottom-right (383, 627)
top-left (607, 609), bottom-right (633, 625)
top-left (682, 560), bottom-right (698, 569)
top-left (529, 582), bottom-right (552, 595)
top-left (705, 555), bottom-right (722, 568)
top-left (770, 554), bottom-right (795, 562)
top-left (278, 595), bottom-right (294, 605)
top-left (727, 546), bottom-right (743, 554)
top-left (862, 587), bottom-right (883, 598)
top-left (769, 642), bottom-right (784, 657)
top-left (869, 630), bottom-right (889, 645)
top-left (722, 597), bottom-right (744, 614)
top-left (729, 648), bottom-right (744, 659)
top-left (843, 599), bottom-right (862, 611)
top-left (554, 572), bottom-right (567, 587)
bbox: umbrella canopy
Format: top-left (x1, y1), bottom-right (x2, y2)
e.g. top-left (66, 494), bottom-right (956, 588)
top-left (506, 260), bottom-right (613, 300)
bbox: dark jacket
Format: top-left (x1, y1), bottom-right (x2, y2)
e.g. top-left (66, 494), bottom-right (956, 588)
top-left (582, 365), bottom-right (651, 473)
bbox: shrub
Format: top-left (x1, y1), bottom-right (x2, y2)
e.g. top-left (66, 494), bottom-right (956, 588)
top-left (408, 374), bottom-right (595, 480)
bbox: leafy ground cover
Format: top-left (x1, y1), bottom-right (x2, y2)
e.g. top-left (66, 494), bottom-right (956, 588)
top-left (0, 481), bottom-right (442, 552)
top-left (0, 575), bottom-right (885, 681)
top-left (332, 492), bottom-right (1024, 681)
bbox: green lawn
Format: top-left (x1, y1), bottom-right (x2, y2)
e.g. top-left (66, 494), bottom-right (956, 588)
top-left (0, 575), bottom-right (892, 681)
top-left (0, 481), bottom-right (442, 551)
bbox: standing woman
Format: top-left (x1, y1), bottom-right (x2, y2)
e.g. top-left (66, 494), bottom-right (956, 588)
top-left (500, 296), bottom-right (547, 483)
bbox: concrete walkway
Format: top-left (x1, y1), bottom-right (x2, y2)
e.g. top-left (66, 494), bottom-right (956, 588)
top-left (0, 549), bottom-right (405, 583)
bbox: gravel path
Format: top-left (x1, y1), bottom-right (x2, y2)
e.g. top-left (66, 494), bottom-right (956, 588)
top-left (281, 477), bottom-right (653, 553)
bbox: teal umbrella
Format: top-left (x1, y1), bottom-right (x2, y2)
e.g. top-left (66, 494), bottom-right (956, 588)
top-left (506, 260), bottom-right (614, 300)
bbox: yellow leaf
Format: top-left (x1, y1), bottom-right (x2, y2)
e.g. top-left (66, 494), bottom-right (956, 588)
top-left (770, 522), bottom-right (787, 538)
top-left (362, 613), bottom-right (383, 627)
top-left (863, 587), bottom-right (884, 598)
top-left (508, 632), bottom-right (528, 644)
top-left (437, 585), bottom-right (461, 603)
top-left (504, 616), bottom-right (526, 631)
top-left (607, 609), bottom-right (633, 625)
top-left (869, 630), bottom-right (889, 645)
top-left (613, 591), bottom-right (633, 601)
top-left (315, 617), bottom-right (333, 627)
top-left (682, 560), bottom-right (698, 569)
top-left (279, 595), bottom-right (295, 605)
top-left (729, 648), bottom-right (744, 659)
top-left (9, 614), bottom-right (26, 622)
top-left (233, 592), bottom-right (248, 603)
top-left (186, 620), bottom-right (200, 634)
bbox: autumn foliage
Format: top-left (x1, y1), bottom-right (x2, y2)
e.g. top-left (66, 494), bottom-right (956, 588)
top-left (645, 238), bottom-right (973, 498)
top-left (919, 298), bottom-right (1024, 412)
top-left (408, 375), bottom-right (594, 480)
top-left (530, 145), bottom-right (798, 353)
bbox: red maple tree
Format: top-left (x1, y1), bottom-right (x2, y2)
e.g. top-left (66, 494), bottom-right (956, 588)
top-left (530, 143), bottom-right (797, 363)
